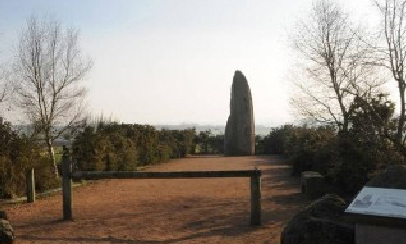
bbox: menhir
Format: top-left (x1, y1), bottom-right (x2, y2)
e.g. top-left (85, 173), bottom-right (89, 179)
top-left (224, 70), bottom-right (255, 156)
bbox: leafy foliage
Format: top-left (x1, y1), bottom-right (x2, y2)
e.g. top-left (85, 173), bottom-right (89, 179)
top-left (334, 94), bottom-right (403, 195)
top-left (262, 125), bottom-right (338, 176)
top-left (263, 95), bottom-right (405, 196)
top-left (0, 122), bottom-right (58, 198)
top-left (194, 130), bottom-right (224, 154)
top-left (72, 123), bottom-right (196, 171)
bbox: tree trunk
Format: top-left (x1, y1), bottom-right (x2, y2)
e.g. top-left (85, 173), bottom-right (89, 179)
top-left (397, 84), bottom-right (406, 148)
top-left (45, 136), bottom-right (58, 177)
top-left (342, 112), bottom-right (349, 132)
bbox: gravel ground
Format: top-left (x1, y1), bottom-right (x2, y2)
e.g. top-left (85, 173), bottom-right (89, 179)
top-left (4, 155), bottom-right (310, 244)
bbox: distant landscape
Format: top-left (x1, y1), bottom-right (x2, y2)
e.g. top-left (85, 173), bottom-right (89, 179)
top-left (154, 124), bottom-right (280, 136)
top-left (12, 123), bottom-right (285, 137)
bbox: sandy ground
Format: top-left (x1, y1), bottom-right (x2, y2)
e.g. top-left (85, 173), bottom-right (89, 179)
top-left (3, 155), bottom-right (311, 244)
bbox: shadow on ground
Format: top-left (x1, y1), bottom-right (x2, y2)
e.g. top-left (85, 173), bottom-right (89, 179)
top-left (12, 155), bottom-right (310, 244)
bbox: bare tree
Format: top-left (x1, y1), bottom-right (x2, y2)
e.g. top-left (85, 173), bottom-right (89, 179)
top-left (373, 0), bottom-right (406, 147)
top-left (0, 67), bottom-right (13, 111)
top-left (290, 0), bottom-right (385, 131)
top-left (0, 33), bottom-right (14, 122)
top-left (13, 16), bottom-right (92, 175)
top-left (0, 64), bottom-right (14, 124)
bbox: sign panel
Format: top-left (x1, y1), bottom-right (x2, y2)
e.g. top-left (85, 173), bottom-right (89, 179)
top-left (346, 187), bottom-right (406, 219)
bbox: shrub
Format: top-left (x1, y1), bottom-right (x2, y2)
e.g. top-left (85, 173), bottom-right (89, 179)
top-left (263, 125), bottom-right (338, 176)
top-left (0, 122), bottom-right (58, 198)
top-left (33, 158), bottom-right (60, 193)
top-left (72, 124), bottom-right (195, 171)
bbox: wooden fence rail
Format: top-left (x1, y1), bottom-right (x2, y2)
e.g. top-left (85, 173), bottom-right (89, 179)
top-left (71, 170), bottom-right (261, 180)
top-left (62, 148), bottom-right (262, 225)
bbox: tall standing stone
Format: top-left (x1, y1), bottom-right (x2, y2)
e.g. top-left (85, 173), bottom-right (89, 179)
top-left (224, 71), bottom-right (255, 156)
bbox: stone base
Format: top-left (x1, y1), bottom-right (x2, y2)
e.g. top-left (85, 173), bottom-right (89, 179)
top-left (301, 171), bottom-right (325, 199)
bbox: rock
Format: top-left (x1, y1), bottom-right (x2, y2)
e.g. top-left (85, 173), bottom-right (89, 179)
top-left (366, 165), bottom-right (406, 189)
top-left (0, 212), bottom-right (14, 244)
top-left (224, 71), bottom-right (255, 156)
top-left (280, 194), bottom-right (353, 244)
top-left (301, 171), bottom-right (325, 199)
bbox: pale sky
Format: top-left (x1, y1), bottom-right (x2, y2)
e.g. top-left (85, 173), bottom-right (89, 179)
top-left (0, 0), bottom-right (381, 126)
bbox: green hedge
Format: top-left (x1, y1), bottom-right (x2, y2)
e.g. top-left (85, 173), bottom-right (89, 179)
top-left (72, 123), bottom-right (196, 171)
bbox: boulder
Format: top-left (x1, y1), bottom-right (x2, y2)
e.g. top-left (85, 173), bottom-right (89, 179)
top-left (280, 194), bottom-right (353, 244)
top-left (0, 211), bottom-right (13, 244)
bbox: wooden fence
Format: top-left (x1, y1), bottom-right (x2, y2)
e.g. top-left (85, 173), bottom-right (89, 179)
top-left (61, 148), bottom-right (262, 225)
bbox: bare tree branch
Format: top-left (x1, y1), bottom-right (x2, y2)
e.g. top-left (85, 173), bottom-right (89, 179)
top-left (12, 15), bottom-right (93, 176)
top-left (290, 0), bottom-right (386, 131)
top-left (373, 0), bottom-right (406, 147)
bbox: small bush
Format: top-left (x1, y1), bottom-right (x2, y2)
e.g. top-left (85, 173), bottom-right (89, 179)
top-left (34, 167), bottom-right (60, 193)
top-left (0, 122), bottom-right (59, 198)
top-left (263, 125), bottom-right (338, 176)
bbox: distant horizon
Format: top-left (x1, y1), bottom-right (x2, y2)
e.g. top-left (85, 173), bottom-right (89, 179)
top-left (11, 121), bottom-right (296, 127)
top-left (152, 121), bottom-right (294, 126)
top-left (11, 121), bottom-right (298, 136)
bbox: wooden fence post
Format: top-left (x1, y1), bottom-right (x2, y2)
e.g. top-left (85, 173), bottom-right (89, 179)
top-left (26, 168), bottom-right (35, 203)
top-left (250, 168), bottom-right (261, 226)
top-left (62, 146), bottom-right (73, 220)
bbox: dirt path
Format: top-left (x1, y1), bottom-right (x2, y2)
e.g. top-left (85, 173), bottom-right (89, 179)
top-left (4, 156), bottom-right (311, 244)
